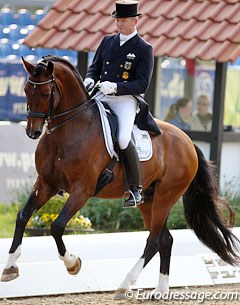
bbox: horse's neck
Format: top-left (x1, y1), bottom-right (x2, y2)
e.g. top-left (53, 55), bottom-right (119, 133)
top-left (55, 65), bottom-right (88, 111)
top-left (63, 86), bottom-right (88, 107)
top-left (48, 94), bottom-right (98, 137)
top-left (51, 67), bottom-right (97, 132)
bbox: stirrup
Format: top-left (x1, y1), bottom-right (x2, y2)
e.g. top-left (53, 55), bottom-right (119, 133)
top-left (122, 190), bottom-right (143, 208)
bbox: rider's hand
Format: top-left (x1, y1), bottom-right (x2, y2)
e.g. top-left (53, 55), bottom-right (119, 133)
top-left (99, 81), bottom-right (117, 95)
top-left (83, 78), bottom-right (95, 91)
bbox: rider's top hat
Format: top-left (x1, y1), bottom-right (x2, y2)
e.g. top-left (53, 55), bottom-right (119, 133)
top-left (111, 0), bottom-right (142, 18)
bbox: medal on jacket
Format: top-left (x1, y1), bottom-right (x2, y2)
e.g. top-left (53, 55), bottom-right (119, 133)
top-left (122, 71), bottom-right (129, 79)
top-left (124, 61), bottom-right (132, 70)
top-left (126, 53), bottom-right (136, 60)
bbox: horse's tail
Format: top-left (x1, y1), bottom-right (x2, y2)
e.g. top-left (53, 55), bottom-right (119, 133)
top-left (183, 144), bottom-right (240, 265)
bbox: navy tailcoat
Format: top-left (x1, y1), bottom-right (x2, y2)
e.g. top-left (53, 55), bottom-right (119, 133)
top-left (86, 33), bottom-right (161, 134)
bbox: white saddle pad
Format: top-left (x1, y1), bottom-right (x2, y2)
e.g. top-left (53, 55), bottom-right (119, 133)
top-left (96, 101), bottom-right (152, 161)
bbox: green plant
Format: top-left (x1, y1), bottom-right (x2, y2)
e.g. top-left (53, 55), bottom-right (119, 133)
top-left (0, 203), bottom-right (20, 238)
top-left (167, 200), bottom-right (187, 229)
top-left (226, 194), bottom-right (240, 226)
top-left (81, 197), bottom-right (145, 232)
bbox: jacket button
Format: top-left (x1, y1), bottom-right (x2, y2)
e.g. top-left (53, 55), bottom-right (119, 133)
top-left (104, 71), bottom-right (108, 74)
top-left (106, 61), bottom-right (110, 65)
top-left (120, 64), bottom-right (123, 68)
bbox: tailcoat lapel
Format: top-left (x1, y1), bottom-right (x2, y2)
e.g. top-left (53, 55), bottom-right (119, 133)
top-left (108, 34), bottom-right (140, 60)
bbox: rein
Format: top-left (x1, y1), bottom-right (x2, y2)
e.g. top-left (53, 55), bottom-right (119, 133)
top-left (27, 75), bottom-right (100, 134)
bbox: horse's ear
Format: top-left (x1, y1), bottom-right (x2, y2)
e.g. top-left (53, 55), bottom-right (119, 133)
top-left (22, 56), bottom-right (35, 75)
top-left (46, 61), bottom-right (54, 76)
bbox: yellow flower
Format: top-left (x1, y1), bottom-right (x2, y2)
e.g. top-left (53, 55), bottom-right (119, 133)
top-left (41, 213), bottom-right (50, 223)
top-left (50, 213), bottom-right (58, 221)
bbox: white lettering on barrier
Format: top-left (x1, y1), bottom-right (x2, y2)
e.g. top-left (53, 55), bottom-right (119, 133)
top-left (12, 103), bottom-right (27, 114)
top-left (9, 76), bottom-right (25, 96)
top-left (20, 153), bottom-right (35, 173)
top-left (0, 152), bottom-right (35, 173)
top-left (6, 178), bottom-right (34, 189)
top-left (0, 77), bottom-right (9, 95)
top-left (0, 76), bottom-right (25, 96)
top-left (0, 152), bottom-right (17, 167)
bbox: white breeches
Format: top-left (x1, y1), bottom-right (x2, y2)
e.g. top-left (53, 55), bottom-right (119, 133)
top-left (96, 93), bottom-right (138, 149)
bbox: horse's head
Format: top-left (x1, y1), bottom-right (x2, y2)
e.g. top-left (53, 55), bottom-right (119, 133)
top-left (22, 57), bottom-right (61, 139)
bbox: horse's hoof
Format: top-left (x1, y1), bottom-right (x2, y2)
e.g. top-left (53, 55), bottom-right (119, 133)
top-left (114, 288), bottom-right (129, 300)
top-left (1, 266), bottom-right (19, 282)
top-left (67, 257), bottom-right (81, 275)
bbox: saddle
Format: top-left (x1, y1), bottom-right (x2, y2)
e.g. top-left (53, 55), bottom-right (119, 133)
top-left (94, 101), bottom-right (153, 195)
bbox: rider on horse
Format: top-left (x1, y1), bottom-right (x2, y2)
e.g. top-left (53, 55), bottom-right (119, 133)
top-left (84, 0), bottom-right (160, 208)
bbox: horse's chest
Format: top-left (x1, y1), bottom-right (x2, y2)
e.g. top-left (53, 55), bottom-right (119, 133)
top-left (37, 144), bottom-right (77, 181)
top-left (52, 147), bottom-right (73, 170)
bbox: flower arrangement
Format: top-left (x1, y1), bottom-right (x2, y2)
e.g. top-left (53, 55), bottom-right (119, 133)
top-left (27, 213), bottom-right (93, 232)
top-left (24, 193), bottom-right (93, 235)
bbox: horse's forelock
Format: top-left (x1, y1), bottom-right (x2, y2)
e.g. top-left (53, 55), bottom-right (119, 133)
top-left (33, 64), bottom-right (44, 77)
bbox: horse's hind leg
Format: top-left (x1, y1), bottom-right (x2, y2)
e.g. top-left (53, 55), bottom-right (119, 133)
top-left (115, 231), bottom-right (163, 299)
top-left (151, 224), bottom-right (173, 295)
top-left (1, 178), bottom-right (56, 282)
top-left (115, 190), bottom-right (174, 300)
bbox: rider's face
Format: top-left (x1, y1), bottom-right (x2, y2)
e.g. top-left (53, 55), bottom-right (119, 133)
top-left (115, 17), bottom-right (138, 35)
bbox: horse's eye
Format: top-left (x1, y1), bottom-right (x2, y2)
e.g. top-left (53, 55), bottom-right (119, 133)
top-left (42, 93), bottom-right (50, 99)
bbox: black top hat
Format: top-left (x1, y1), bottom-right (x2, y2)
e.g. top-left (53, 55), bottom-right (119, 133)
top-left (112, 0), bottom-right (142, 18)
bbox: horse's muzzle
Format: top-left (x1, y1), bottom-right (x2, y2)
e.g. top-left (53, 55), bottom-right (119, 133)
top-left (26, 129), bottom-right (42, 139)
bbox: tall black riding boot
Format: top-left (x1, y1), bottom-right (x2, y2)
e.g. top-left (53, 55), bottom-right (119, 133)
top-left (121, 140), bottom-right (142, 208)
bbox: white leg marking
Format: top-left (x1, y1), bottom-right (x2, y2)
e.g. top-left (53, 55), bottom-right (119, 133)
top-left (152, 273), bottom-right (169, 295)
top-left (118, 258), bottom-right (145, 290)
top-left (59, 250), bottom-right (77, 269)
top-left (5, 245), bottom-right (21, 268)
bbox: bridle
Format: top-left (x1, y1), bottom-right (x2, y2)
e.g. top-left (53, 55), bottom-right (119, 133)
top-left (26, 74), bottom-right (97, 134)
top-left (27, 75), bottom-right (56, 120)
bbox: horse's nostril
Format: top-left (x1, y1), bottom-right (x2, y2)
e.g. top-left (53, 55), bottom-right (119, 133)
top-left (33, 131), bottom-right (42, 139)
top-left (26, 130), bottom-right (42, 139)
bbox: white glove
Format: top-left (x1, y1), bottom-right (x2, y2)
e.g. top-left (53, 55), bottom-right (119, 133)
top-left (99, 81), bottom-right (117, 95)
top-left (83, 78), bottom-right (95, 91)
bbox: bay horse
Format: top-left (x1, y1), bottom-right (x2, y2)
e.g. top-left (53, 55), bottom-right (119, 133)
top-left (1, 56), bottom-right (239, 299)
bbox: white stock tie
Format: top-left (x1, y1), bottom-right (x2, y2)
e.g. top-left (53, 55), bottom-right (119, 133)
top-left (119, 34), bottom-right (128, 46)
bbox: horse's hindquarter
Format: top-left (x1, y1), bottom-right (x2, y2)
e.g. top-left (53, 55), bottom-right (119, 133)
top-left (151, 120), bottom-right (198, 192)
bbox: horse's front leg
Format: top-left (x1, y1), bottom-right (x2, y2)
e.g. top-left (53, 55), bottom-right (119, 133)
top-left (1, 178), bottom-right (56, 282)
top-left (50, 189), bottom-right (89, 275)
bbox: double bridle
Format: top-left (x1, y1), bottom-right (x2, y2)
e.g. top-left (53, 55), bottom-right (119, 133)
top-left (27, 75), bottom-right (56, 121)
top-left (27, 74), bottom-right (97, 134)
